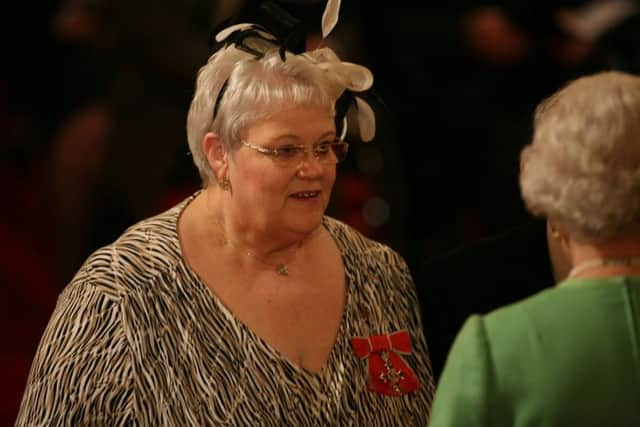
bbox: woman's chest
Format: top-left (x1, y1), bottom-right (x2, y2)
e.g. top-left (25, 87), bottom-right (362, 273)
top-left (132, 307), bottom-right (429, 427)
top-left (212, 266), bottom-right (347, 373)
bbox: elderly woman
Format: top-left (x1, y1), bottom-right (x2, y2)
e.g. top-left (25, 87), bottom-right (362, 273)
top-left (16, 3), bottom-right (434, 426)
top-left (428, 70), bottom-right (640, 427)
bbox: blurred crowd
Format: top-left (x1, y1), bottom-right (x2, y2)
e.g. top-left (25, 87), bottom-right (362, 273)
top-left (1, 0), bottom-right (639, 423)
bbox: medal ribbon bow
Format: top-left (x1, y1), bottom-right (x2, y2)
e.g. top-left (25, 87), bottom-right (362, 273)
top-left (351, 330), bottom-right (421, 396)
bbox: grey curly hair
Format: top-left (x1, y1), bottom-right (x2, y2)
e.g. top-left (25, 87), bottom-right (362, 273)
top-left (519, 71), bottom-right (640, 241)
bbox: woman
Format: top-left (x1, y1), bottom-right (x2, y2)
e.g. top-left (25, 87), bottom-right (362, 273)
top-left (16, 3), bottom-right (434, 425)
top-left (428, 71), bottom-right (640, 426)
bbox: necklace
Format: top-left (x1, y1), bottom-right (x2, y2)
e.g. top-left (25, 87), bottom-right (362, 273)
top-left (204, 192), bottom-right (316, 276)
top-left (210, 216), bottom-right (309, 277)
top-left (568, 256), bottom-right (640, 278)
top-left (224, 237), bottom-right (301, 276)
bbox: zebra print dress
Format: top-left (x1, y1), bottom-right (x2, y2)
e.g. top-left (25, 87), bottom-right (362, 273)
top-left (16, 194), bottom-right (434, 426)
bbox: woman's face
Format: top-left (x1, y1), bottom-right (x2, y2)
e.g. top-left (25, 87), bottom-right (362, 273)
top-left (227, 106), bottom-right (337, 237)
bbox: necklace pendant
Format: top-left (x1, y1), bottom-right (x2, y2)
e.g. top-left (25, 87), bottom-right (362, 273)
top-left (276, 264), bottom-right (289, 276)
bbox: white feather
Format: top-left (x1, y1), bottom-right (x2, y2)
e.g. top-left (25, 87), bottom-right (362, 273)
top-left (215, 23), bottom-right (255, 42)
top-left (215, 23), bottom-right (278, 44)
top-left (355, 97), bottom-right (376, 142)
top-left (303, 47), bottom-right (340, 63)
top-left (321, 0), bottom-right (342, 39)
top-left (342, 63), bottom-right (374, 91)
top-left (339, 117), bottom-right (348, 141)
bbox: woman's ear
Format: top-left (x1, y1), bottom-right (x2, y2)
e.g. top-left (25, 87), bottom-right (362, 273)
top-left (203, 132), bottom-right (228, 180)
top-left (546, 220), bottom-right (572, 282)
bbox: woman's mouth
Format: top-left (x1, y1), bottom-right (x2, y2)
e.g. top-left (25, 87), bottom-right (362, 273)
top-left (290, 191), bottom-right (320, 199)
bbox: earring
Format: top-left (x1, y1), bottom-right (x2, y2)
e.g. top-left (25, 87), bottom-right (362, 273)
top-left (549, 224), bottom-right (560, 239)
top-left (219, 176), bottom-right (231, 191)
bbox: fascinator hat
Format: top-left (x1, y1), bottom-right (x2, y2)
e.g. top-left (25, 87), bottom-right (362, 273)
top-left (209, 0), bottom-right (376, 143)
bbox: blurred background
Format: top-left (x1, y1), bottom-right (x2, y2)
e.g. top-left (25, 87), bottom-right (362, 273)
top-left (1, 0), bottom-right (639, 423)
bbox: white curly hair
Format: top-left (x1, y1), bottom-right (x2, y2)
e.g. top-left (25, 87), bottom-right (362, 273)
top-left (520, 71), bottom-right (640, 241)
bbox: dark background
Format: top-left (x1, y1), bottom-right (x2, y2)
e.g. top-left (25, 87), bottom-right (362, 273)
top-left (2, 0), bottom-right (639, 423)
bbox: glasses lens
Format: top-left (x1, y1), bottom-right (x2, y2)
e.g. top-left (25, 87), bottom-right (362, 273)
top-left (331, 142), bottom-right (349, 163)
top-left (270, 142), bottom-right (349, 167)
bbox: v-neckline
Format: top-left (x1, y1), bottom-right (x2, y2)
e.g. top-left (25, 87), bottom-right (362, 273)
top-left (172, 194), bottom-right (353, 377)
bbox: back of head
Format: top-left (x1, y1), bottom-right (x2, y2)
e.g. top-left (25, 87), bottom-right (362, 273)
top-left (186, 9), bottom-right (375, 186)
top-left (520, 71), bottom-right (640, 241)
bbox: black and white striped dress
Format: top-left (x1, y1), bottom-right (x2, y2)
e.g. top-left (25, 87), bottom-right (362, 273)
top-left (16, 194), bottom-right (434, 426)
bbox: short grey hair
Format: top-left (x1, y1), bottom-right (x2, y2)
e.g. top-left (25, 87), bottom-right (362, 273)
top-left (187, 42), bottom-right (344, 186)
top-left (520, 71), bottom-right (640, 241)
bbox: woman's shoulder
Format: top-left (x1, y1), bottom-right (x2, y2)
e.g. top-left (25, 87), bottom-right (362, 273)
top-left (482, 286), bottom-right (558, 331)
top-left (476, 283), bottom-right (598, 358)
top-left (484, 281), bottom-right (591, 325)
top-left (76, 201), bottom-right (188, 295)
top-left (324, 216), bottom-right (413, 298)
top-left (485, 277), bottom-right (633, 339)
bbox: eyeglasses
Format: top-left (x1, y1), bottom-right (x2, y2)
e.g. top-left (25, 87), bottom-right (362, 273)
top-left (241, 140), bottom-right (349, 168)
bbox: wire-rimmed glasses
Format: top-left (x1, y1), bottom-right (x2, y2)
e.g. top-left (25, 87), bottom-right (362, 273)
top-left (241, 140), bottom-right (349, 168)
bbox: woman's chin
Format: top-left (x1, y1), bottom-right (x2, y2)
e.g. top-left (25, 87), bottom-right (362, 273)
top-left (286, 214), bottom-right (324, 236)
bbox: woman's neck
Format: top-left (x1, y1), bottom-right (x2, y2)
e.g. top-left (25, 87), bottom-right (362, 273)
top-left (567, 236), bottom-right (640, 279)
top-left (201, 188), bottom-right (319, 260)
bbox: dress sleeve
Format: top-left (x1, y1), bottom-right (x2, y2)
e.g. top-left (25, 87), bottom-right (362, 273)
top-left (15, 280), bottom-right (135, 426)
top-left (427, 315), bottom-right (497, 427)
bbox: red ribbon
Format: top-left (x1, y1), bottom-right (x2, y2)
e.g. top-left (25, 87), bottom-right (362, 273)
top-left (351, 330), bottom-right (421, 396)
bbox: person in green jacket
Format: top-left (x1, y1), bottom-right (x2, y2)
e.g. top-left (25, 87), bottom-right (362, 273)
top-left (428, 70), bottom-right (640, 427)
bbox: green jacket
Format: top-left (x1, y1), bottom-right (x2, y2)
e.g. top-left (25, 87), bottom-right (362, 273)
top-left (428, 276), bottom-right (640, 426)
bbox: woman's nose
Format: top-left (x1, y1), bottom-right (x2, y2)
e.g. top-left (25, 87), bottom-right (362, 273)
top-left (296, 152), bottom-right (325, 178)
